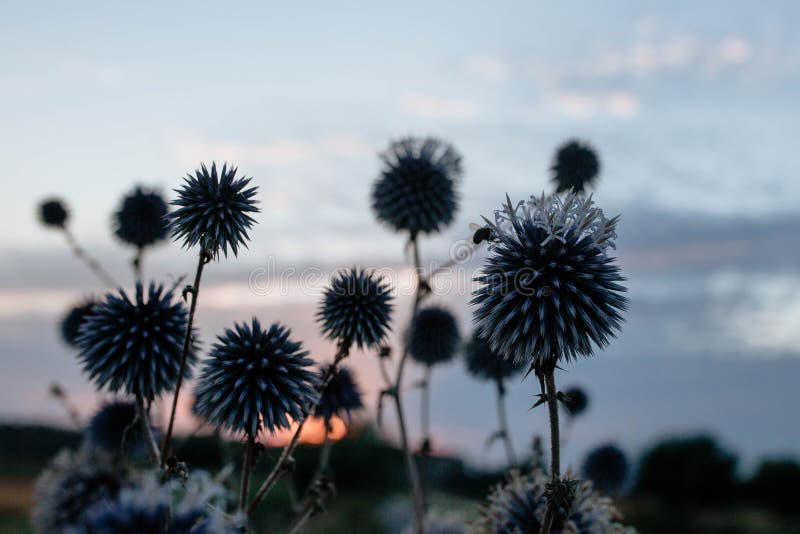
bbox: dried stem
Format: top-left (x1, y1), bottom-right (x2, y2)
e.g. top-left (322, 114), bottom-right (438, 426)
top-left (135, 394), bottom-right (161, 467)
top-left (132, 246), bottom-right (143, 284)
top-left (247, 343), bottom-right (351, 515)
top-left (239, 434), bottom-right (256, 512)
top-left (539, 370), bottom-right (560, 534)
top-left (48, 383), bottom-right (82, 430)
top-left (62, 228), bottom-right (119, 287)
top-left (495, 378), bottom-right (517, 467)
top-left (389, 234), bottom-right (426, 534)
top-left (161, 250), bottom-right (207, 464)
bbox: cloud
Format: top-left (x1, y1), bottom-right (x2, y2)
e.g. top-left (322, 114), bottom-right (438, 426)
top-left (550, 90), bottom-right (640, 119)
top-left (173, 132), bottom-right (373, 168)
top-left (399, 92), bottom-right (478, 120)
top-left (462, 54), bottom-right (511, 83)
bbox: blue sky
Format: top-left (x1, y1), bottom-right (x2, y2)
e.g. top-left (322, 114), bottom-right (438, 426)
top-left (2, 1), bottom-right (800, 470)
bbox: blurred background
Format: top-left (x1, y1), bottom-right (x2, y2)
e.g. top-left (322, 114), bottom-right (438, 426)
top-left (1, 1), bottom-right (799, 532)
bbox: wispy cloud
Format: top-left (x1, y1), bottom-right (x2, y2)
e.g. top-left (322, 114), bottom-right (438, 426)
top-left (399, 92), bottom-right (478, 120)
top-left (461, 54), bottom-right (512, 83)
top-left (550, 90), bottom-right (640, 119)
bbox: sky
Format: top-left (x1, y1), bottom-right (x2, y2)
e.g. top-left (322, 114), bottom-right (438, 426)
top-left (2, 1), bottom-right (800, 472)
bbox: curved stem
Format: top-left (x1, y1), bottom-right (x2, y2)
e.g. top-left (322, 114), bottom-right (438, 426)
top-left (62, 228), bottom-right (118, 287)
top-left (239, 435), bottom-right (256, 512)
top-left (248, 343), bottom-right (351, 515)
top-left (135, 394), bottom-right (161, 467)
top-left (539, 370), bottom-right (560, 534)
top-left (391, 234), bottom-right (426, 534)
top-left (161, 251), bottom-right (206, 465)
top-left (132, 246), bottom-right (143, 285)
top-left (495, 378), bottom-right (517, 467)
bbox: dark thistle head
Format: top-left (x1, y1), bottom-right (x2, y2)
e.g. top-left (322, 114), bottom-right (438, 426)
top-left (114, 185), bottom-right (169, 249)
top-left (314, 364), bottom-right (363, 431)
top-left (408, 305), bottom-right (460, 367)
top-left (464, 330), bottom-right (525, 382)
top-left (169, 162), bottom-right (259, 258)
top-left (194, 319), bottom-right (317, 437)
top-left (476, 468), bottom-right (634, 534)
top-left (317, 267), bottom-right (394, 350)
top-left (551, 139), bottom-right (600, 194)
top-left (372, 136), bottom-right (462, 236)
top-left (76, 282), bottom-right (195, 400)
top-left (39, 198), bottom-right (69, 228)
top-left (582, 443), bottom-right (629, 494)
top-left (562, 386), bottom-right (589, 417)
top-left (60, 299), bottom-right (97, 347)
top-left (85, 401), bottom-right (158, 458)
top-left (32, 450), bottom-right (122, 533)
top-left (471, 193), bottom-right (627, 373)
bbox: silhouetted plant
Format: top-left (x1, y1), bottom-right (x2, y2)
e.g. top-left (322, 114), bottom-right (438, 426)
top-left (635, 435), bottom-right (737, 505)
top-left (472, 192), bottom-right (627, 534)
top-left (162, 161), bottom-right (259, 464)
top-left (550, 140), bottom-right (600, 194)
top-left (113, 185), bottom-right (169, 280)
top-left (463, 331), bottom-right (525, 466)
top-left (582, 443), bottom-right (629, 494)
top-left (561, 386), bottom-right (589, 418)
top-left (370, 135), bottom-right (464, 533)
top-left (60, 299), bottom-right (97, 348)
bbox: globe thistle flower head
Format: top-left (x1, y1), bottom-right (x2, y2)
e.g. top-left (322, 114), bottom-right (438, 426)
top-left (317, 267), bottom-right (394, 350)
top-left (83, 477), bottom-right (233, 534)
top-left (464, 331), bottom-right (526, 382)
top-left (372, 136), bottom-right (462, 236)
top-left (474, 468), bottom-right (636, 534)
top-left (169, 162), bottom-right (259, 258)
top-left (32, 449), bottom-right (122, 533)
top-left (551, 139), bottom-right (600, 194)
top-left (314, 364), bottom-right (363, 430)
top-left (39, 198), bottom-right (69, 228)
top-left (60, 298), bottom-right (97, 347)
top-left (85, 400), bottom-right (158, 458)
top-left (408, 305), bottom-right (460, 366)
top-left (472, 192), bottom-right (628, 372)
top-left (76, 282), bottom-right (195, 400)
top-left (562, 386), bottom-right (589, 417)
top-left (582, 443), bottom-right (629, 494)
top-left (194, 319), bottom-right (318, 437)
top-left (114, 185), bottom-right (169, 249)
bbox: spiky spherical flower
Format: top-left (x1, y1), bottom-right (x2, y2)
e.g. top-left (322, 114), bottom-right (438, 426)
top-left (582, 444), bottom-right (629, 494)
top-left (39, 198), bottom-right (69, 228)
top-left (372, 137), bottom-right (462, 236)
top-left (194, 319), bottom-right (317, 437)
top-left (82, 476), bottom-right (234, 534)
top-left (474, 469), bottom-right (636, 534)
top-left (60, 299), bottom-right (97, 347)
top-left (551, 140), bottom-right (600, 194)
top-left (472, 193), bottom-right (627, 373)
top-left (169, 162), bottom-right (259, 258)
top-left (76, 283), bottom-right (194, 400)
top-left (32, 449), bottom-right (122, 533)
top-left (85, 401), bottom-right (158, 458)
top-left (562, 386), bottom-right (589, 417)
top-left (464, 330), bottom-right (526, 382)
top-left (314, 365), bottom-right (363, 430)
top-left (114, 185), bottom-right (169, 249)
top-left (317, 267), bottom-right (393, 350)
top-left (408, 305), bottom-right (460, 366)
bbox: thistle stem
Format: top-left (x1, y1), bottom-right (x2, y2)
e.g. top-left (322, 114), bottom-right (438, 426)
top-left (390, 234), bottom-right (426, 534)
top-left (495, 378), bottom-right (517, 467)
top-left (135, 394), bottom-right (161, 467)
top-left (419, 364), bottom-right (432, 507)
top-left (62, 228), bottom-right (119, 287)
top-left (161, 250), bottom-right (207, 465)
top-left (132, 246), bottom-right (143, 285)
top-left (539, 370), bottom-right (560, 534)
top-left (239, 434), bottom-right (255, 512)
top-left (247, 343), bottom-right (351, 515)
